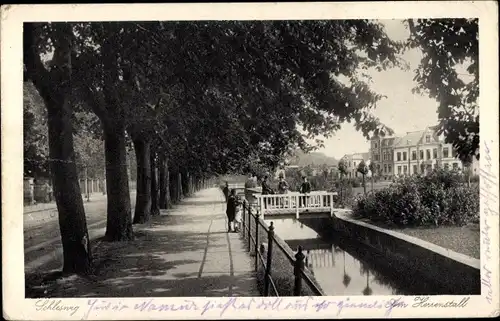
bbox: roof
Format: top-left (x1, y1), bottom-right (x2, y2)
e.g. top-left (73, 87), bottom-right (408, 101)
top-left (352, 152), bottom-right (370, 161)
top-left (394, 130), bottom-right (425, 147)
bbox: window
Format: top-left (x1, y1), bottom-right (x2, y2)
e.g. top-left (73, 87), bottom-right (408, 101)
top-left (374, 154), bottom-right (379, 161)
top-left (374, 142), bottom-right (378, 148)
top-left (443, 147), bottom-right (449, 158)
top-left (403, 152), bottom-right (407, 161)
top-left (413, 165), bottom-right (417, 174)
top-left (388, 165), bottom-right (392, 173)
top-left (433, 148), bottom-right (437, 159)
top-left (426, 135), bottom-right (431, 143)
top-left (349, 161), bottom-right (352, 167)
top-left (397, 166), bottom-right (402, 174)
top-left (426, 164), bottom-right (432, 173)
top-left (444, 163), bottom-right (450, 170)
top-left (426, 149), bottom-right (431, 160)
top-left (354, 162), bottom-right (356, 167)
top-left (384, 164), bottom-right (388, 173)
top-left (420, 150), bottom-right (424, 160)
top-left (412, 151), bottom-right (417, 160)
top-left (403, 165), bottom-right (407, 174)
top-left (397, 152), bottom-right (401, 161)
top-left (453, 162), bottom-right (458, 170)
top-left (420, 164), bottom-right (425, 173)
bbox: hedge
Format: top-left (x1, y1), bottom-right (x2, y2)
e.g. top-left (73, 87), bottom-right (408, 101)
top-left (352, 169), bottom-right (479, 227)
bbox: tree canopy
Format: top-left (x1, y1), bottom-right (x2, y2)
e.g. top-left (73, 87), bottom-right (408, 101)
top-left (62, 20), bottom-right (403, 176)
top-left (406, 18), bottom-right (479, 162)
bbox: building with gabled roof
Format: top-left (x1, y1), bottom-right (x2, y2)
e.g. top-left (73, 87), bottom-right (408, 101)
top-left (393, 126), bottom-right (465, 177)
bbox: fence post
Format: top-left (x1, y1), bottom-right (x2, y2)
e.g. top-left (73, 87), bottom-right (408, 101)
top-left (260, 196), bottom-right (265, 220)
top-left (255, 213), bottom-right (260, 270)
top-left (330, 194), bottom-right (334, 217)
top-left (247, 204), bottom-right (251, 251)
top-left (295, 195), bottom-right (300, 219)
top-left (242, 200), bottom-right (246, 231)
top-left (294, 246), bottom-right (305, 296)
top-left (264, 221), bottom-right (275, 296)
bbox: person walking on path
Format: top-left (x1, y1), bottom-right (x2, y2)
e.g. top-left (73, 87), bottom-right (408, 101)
top-left (300, 176), bottom-right (311, 208)
top-left (223, 181), bottom-right (229, 202)
top-left (234, 194), bottom-right (243, 233)
top-left (226, 189), bottom-right (237, 232)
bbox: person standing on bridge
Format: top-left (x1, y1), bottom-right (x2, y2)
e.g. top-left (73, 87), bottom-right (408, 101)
top-left (226, 189), bottom-right (237, 232)
top-left (300, 176), bottom-right (311, 208)
top-left (261, 175), bottom-right (273, 209)
top-left (223, 181), bottom-right (229, 202)
top-left (277, 173), bottom-right (289, 208)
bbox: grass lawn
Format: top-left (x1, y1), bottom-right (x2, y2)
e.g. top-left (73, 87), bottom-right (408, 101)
top-left (391, 224), bottom-right (480, 259)
top-left (353, 214), bottom-right (480, 259)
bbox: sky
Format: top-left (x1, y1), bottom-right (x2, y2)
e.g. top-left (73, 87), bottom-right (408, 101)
top-left (311, 20), bottom-right (441, 159)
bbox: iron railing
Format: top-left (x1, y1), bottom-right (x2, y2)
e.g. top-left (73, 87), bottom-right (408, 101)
top-left (240, 200), bottom-right (324, 297)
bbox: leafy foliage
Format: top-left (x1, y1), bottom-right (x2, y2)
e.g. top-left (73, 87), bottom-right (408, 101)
top-left (23, 82), bottom-right (49, 178)
top-left (338, 159), bottom-right (348, 177)
top-left (66, 20), bottom-right (403, 178)
top-left (406, 19), bottom-right (479, 162)
top-left (356, 160), bottom-right (369, 175)
top-left (352, 168), bottom-right (479, 227)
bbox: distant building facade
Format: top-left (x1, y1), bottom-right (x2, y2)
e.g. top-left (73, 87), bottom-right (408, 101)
top-left (392, 126), bottom-right (466, 178)
top-left (370, 136), bottom-right (397, 180)
top-left (341, 152), bottom-right (370, 178)
top-left (366, 125), bottom-right (475, 180)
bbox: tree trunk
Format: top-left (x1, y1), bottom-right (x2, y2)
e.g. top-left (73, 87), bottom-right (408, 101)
top-left (24, 23), bottom-right (92, 274)
top-left (371, 176), bottom-right (374, 191)
top-left (159, 156), bottom-right (172, 209)
top-left (362, 175), bottom-right (366, 195)
top-left (150, 150), bottom-right (160, 216)
top-left (178, 172), bottom-right (184, 199)
top-left (169, 170), bottom-right (177, 204)
top-left (47, 99), bottom-right (93, 274)
top-left (103, 122), bottom-right (134, 241)
top-left (132, 137), bottom-right (152, 224)
top-left (181, 170), bottom-right (190, 196)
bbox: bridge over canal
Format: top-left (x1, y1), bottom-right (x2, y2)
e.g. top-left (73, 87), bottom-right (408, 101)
top-left (224, 182), bottom-right (478, 296)
top-left (227, 183), bottom-right (347, 220)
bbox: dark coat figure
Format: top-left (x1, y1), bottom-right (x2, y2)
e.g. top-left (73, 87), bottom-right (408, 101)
top-left (261, 177), bottom-right (273, 195)
top-left (300, 177), bottom-right (311, 208)
top-left (223, 182), bottom-right (229, 202)
top-left (226, 190), bottom-right (237, 232)
top-left (300, 181), bottom-right (311, 194)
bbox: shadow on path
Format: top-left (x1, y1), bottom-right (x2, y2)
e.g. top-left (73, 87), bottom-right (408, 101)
top-left (25, 188), bottom-right (259, 298)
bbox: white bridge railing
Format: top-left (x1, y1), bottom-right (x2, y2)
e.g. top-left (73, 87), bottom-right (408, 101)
top-left (256, 191), bottom-right (338, 219)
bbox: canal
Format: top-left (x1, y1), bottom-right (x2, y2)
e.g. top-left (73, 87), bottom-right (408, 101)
top-left (266, 218), bottom-right (451, 296)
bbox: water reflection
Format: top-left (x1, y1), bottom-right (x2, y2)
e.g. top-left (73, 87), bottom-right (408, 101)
top-left (268, 218), bottom-right (447, 296)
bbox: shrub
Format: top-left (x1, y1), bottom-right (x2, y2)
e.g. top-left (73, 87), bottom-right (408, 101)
top-left (352, 169), bottom-right (480, 227)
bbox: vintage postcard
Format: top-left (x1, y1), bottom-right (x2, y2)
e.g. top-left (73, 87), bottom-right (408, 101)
top-left (1, 1), bottom-right (499, 319)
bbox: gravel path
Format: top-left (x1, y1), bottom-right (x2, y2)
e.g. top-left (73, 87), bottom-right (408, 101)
top-left (25, 188), bottom-right (259, 298)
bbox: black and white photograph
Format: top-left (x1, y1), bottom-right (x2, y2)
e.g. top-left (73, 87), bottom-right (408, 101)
top-left (2, 2), bottom-right (499, 320)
